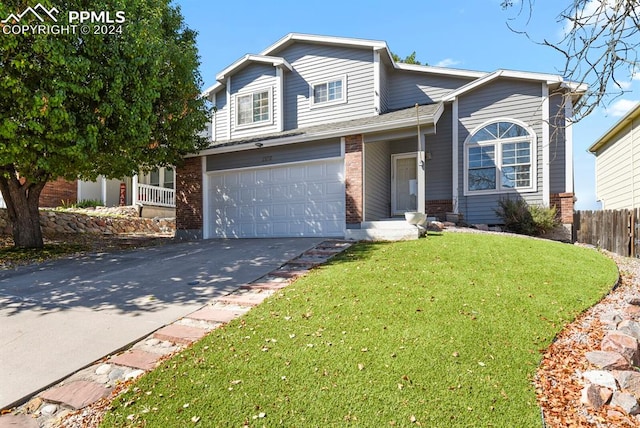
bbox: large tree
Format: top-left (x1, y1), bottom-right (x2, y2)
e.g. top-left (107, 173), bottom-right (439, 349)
top-left (502, 0), bottom-right (639, 121)
top-left (0, 0), bottom-right (209, 248)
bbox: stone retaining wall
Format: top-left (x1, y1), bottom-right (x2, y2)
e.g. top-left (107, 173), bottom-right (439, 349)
top-left (0, 207), bottom-right (175, 237)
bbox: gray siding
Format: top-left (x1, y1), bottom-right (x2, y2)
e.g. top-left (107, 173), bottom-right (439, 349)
top-left (364, 141), bottom-right (391, 220)
top-left (279, 43), bottom-right (375, 130)
top-left (388, 71), bottom-right (473, 111)
top-left (549, 93), bottom-right (567, 194)
top-left (213, 91), bottom-right (228, 141)
top-left (229, 64), bottom-right (279, 139)
top-left (456, 79), bottom-right (544, 224)
top-left (426, 106), bottom-right (453, 199)
top-left (595, 119), bottom-right (640, 209)
top-left (206, 139), bottom-right (341, 172)
top-left (379, 63), bottom-right (391, 113)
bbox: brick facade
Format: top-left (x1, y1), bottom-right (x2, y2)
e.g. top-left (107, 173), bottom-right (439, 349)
top-left (176, 157), bottom-right (203, 238)
top-left (39, 178), bottom-right (77, 207)
top-left (550, 192), bottom-right (575, 224)
top-left (344, 135), bottom-right (363, 224)
top-left (426, 199), bottom-right (453, 221)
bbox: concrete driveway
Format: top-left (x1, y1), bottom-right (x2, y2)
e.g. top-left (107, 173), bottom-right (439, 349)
top-left (0, 238), bottom-right (322, 410)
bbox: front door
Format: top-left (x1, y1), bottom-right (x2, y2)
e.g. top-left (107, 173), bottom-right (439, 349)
top-left (391, 153), bottom-right (417, 215)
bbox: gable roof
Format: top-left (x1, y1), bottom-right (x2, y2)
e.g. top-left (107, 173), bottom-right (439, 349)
top-left (441, 69), bottom-right (587, 102)
top-left (261, 33), bottom-right (388, 55)
top-left (202, 55), bottom-right (292, 98)
top-left (216, 54), bottom-right (292, 82)
top-left (588, 103), bottom-right (640, 153)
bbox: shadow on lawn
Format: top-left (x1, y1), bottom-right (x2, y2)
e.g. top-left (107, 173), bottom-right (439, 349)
top-left (325, 232), bottom-right (444, 265)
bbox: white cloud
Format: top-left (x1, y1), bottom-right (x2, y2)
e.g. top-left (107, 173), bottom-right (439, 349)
top-left (434, 58), bottom-right (460, 68)
top-left (619, 80), bottom-right (633, 90)
top-left (606, 99), bottom-right (639, 117)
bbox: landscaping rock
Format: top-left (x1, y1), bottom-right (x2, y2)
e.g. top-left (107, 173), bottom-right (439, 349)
top-left (610, 391), bottom-right (640, 415)
top-left (600, 311), bottom-right (624, 329)
top-left (601, 332), bottom-right (640, 365)
top-left (613, 371), bottom-right (640, 399)
top-left (108, 368), bottom-right (124, 382)
top-left (624, 305), bottom-right (640, 317)
top-left (617, 320), bottom-right (640, 341)
top-left (0, 208), bottom-right (175, 238)
top-left (583, 370), bottom-right (618, 390)
top-left (41, 404), bottom-right (58, 416)
top-left (581, 384), bottom-right (613, 410)
top-left (586, 351), bottom-right (630, 370)
top-left (95, 364), bottom-right (111, 376)
top-left (427, 221), bottom-right (444, 232)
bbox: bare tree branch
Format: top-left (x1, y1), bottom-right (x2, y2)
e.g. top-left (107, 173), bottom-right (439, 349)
top-left (504, 0), bottom-right (640, 122)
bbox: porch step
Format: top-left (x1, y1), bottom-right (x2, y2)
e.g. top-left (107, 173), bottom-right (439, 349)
top-left (345, 223), bottom-right (420, 241)
top-left (360, 220), bottom-right (415, 230)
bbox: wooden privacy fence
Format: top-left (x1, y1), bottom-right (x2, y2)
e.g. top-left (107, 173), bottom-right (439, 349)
top-left (574, 209), bottom-right (640, 258)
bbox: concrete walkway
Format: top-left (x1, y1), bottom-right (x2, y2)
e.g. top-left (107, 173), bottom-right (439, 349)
top-left (0, 238), bottom-right (326, 411)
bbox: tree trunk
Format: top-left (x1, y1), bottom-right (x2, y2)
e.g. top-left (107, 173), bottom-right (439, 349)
top-left (0, 167), bottom-right (46, 249)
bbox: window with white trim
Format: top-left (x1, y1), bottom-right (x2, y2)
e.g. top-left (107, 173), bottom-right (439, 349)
top-left (465, 120), bottom-right (535, 194)
top-left (311, 76), bottom-right (346, 106)
top-left (237, 89), bottom-right (270, 126)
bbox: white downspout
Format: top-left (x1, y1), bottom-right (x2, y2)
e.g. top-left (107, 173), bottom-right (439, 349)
top-left (416, 104), bottom-right (426, 214)
top-left (542, 83), bottom-right (550, 206)
top-left (452, 99), bottom-right (459, 214)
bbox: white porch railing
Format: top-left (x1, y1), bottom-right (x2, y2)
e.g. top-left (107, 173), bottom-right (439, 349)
top-left (136, 183), bottom-right (175, 208)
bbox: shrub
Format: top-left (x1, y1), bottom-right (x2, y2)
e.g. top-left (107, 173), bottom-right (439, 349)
top-left (59, 199), bottom-right (103, 209)
top-left (528, 204), bottom-right (558, 235)
top-left (494, 198), bottom-right (558, 236)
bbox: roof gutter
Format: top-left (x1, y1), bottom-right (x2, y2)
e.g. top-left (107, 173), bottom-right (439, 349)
top-left (588, 103), bottom-right (640, 153)
top-left (188, 103), bottom-right (445, 158)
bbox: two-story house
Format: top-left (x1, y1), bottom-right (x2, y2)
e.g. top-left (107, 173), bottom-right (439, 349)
top-left (175, 33), bottom-right (584, 240)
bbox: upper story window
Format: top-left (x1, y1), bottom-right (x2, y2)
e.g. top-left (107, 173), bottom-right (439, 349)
top-left (310, 76), bottom-right (347, 107)
top-left (465, 120), bottom-right (536, 195)
top-left (237, 89), bottom-right (271, 126)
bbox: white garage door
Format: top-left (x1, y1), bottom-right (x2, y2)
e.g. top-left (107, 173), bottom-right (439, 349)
top-left (207, 159), bottom-right (345, 238)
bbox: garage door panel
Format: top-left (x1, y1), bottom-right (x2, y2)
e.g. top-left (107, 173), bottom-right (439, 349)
top-left (307, 182), bottom-right (324, 196)
top-left (326, 182), bottom-right (343, 195)
top-left (255, 169), bottom-right (270, 185)
top-left (289, 183), bottom-right (306, 199)
top-left (208, 159), bottom-right (345, 238)
top-left (271, 204), bottom-right (288, 218)
top-left (240, 188), bottom-right (254, 202)
top-left (272, 168), bottom-right (287, 182)
top-left (289, 203), bottom-right (305, 217)
top-left (289, 166), bottom-right (305, 180)
top-left (307, 163), bottom-right (325, 179)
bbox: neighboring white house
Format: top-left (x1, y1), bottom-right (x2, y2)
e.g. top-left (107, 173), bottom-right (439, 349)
top-left (588, 103), bottom-right (640, 210)
top-left (0, 167), bottom-right (176, 217)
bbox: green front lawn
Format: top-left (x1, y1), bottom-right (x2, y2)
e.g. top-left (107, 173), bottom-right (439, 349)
top-left (101, 233), bottom-right (617, 427)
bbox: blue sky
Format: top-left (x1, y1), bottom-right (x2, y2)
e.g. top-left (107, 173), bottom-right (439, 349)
top-left (175, 0), bottom-right (639, 210)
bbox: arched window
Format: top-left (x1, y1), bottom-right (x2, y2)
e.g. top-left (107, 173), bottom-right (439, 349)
top-left (464, 120), bottom-right (536, 194)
